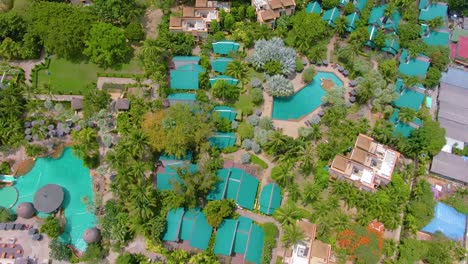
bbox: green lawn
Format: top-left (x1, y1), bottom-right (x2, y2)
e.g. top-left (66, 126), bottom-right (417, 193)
top-left (37, 57), bottom-right (144, 94)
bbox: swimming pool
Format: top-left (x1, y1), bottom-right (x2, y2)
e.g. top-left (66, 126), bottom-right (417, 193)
top-left (272, 72), bottom-right (344, 120)
top-left (0, 186), bottom-right (18, 209)
top-left (11, 147), bottom-right (96, 252)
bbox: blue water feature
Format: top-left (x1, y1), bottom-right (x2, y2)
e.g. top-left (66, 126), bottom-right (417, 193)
top-left (11, 148), bottom-right (96, 252)
top-left (272, 71), bottom-right (344, 120)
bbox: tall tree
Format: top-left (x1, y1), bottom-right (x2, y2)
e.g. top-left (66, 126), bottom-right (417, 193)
top-left (281, 224), bottom-right (305, 248)
top-left (71, 127), bottom-right (99, 168)
top-left (226, 60), bottom-right (249, 87)
top-left (92, 0), bottom-right (143, 26)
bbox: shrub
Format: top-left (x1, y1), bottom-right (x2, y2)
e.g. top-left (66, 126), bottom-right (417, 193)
top-left (343, 2), bottom-right (355, 15)
top-left (0, 207), bottom-right (15, 222)
top-left (249, 37), bottom-right (297, 75)
top-left (25, 144), bottom-right (48, 157)
top-left (40, 216), bottom-right (62, 238)
top-left (251, 77), bottom-right (263, 88)
top-left (302, 67), bottom-right (316, 83)
top-left (238, 122), bottom-right (254, 140)
top-left (265, 75), bottom-right (294, 97)
top-left (0, 162), bottom-right (10, 174)
top-left (261, 223), bottom-right (278, 264)
top-left (295, 58), bottom-right (304, 72)
top-left (243, 139), bottom-right (253, 150)
top-left (251, 142), bottom-right (261, 154)
top-left (247, 115), bottom-right (260, 126)
top-left (240, 153), bottom-right (251, 164)
top-left (81, 243), bottom-right (104, 263)
top-left (254, 127), bottom-right (273, 146)
top-left (49, 239), bottom-right (71, 261)
top-left (251, 154), bottom-right (268, 169)
top-left (251, 88), bottom-right (264, 105)
top-left (222, 146), bottom-right (239, 153)
top-left (259, 117), bottom-right (274, 130)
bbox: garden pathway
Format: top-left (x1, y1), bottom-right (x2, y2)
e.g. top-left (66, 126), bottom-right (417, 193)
top-left (9, 50), bottom-right (46, 85)
top-left (32, 94), bottom-right (82, 101)
top-left (236, 209), bottom-right (284, 264)
top-left (142, 8), bottom-right (163, 39)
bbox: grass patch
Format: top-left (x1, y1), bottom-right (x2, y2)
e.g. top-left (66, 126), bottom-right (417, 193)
top-left (251, 154), bottom-right (268, 169)
top-left (234, 94), bottom-right (254, 116)
top-left (11, 0), bottom-right (28, 12)
top-left (260, 222), bottom-right (278, 264)
top-left (37, 57), bottom-right (143, 94)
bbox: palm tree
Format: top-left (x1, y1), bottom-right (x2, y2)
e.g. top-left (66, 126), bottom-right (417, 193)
top-left (273, 201), bottom-right (303, 227)
top-left (334, 17), bottom-right (349, 38)
top-left (271, 161), bottom-right (295, 188)
top-left (265, 131), bottom-right (291, 156)
top-left (307, 44), bottom-right (326, 64)
top-left (282, 223), bottom-right (305, 248)
top-left (331, 211), bottom-right (350, 232)
top-left (301, 182), bottom-right (320, 205)
top-left (226, 60), bottom-right (249, 87)
top-left (127, 130), bottom-right (149, 159)
top-left (427, 17), bottom-right (444, 30)
top-left (297, 143), bottom-right (315, 175)
top-left (383, 3), bottom-right (397, 25)
top-left (398, 107), bottom-right (417, 123)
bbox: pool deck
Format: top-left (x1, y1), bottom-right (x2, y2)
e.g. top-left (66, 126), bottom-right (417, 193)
top-left (263, 66), bottom-right (350, 138)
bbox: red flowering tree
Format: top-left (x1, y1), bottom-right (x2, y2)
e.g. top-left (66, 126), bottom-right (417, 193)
top-left (338, 224), bottom-right (384, 264)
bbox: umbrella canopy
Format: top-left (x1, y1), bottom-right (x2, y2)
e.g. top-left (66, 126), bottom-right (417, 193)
top-left (28, 228), bottom-right (38, 235)
top-left (83, 227), bottom-right (101, 244)
top-left (17, 202), bottom-right (35, 219)
top-left (33, 184), bottom-right (64, 213)
top-left (31, 120), bottom-right (38, 127)
top-left (343, 70), bottom-right (349, 76)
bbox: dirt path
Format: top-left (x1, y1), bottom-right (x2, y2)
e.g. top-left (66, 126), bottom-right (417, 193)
top-left (326, 37), bottom-right (336, 62)
top-left (9, 50), bottom-right (46, 85)
top-left (142, 8), bottom-right (163, 39)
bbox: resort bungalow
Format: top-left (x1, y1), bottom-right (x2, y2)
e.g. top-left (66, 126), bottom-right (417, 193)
top-left (421, 26), bottom-right (450, 46)
top-left (156, 163), bottom-right (198, 191)
top-left (322, 7), bottom-right (340, 27)
top-left (282, 220), bottom-right (333, 264)
top-left (212, 41), bottom-right (240, 55)
top-left (171, 56), bottom-right (200, 69)
top-left (305, 1), bottom-right (321, 14)
top-left (368, 5), bottom-right (401, 32)
top-left (329, 134), bottom-right (400, 192)
top-left (364, 25), bottom-right (379, 48)
top-left (346, 12), bottom-right (360, 32)
top-left (211, 57), bottom-right (233, 73)
top-left (213, 106), bottom-right (237, 121)
top-left (167, 93), bottom-right (197, 106)
top-left (208, 132), bottom-right (237, 149)
top-left (393, 83), bottom-right (425, 111)
top-left (258, 183), bottom-right (282, 215)
top-left (382, 32), bottom-right (400, 55)
top-left (389, 108), bottom-right (423, 138)
top-left (418, 2), bottom-right (448, 22)
top-left (353, 0), bottom-right (368, 12)
top-left (209, 75), bottom-right (239, 86)
top-left (214, 216), bottom-right (265, 264)
top-left (398, 49), bottom-right (431, 78)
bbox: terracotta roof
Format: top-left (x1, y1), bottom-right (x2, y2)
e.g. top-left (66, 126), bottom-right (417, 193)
top-left (269, 0), bottom-right (283, 9)
top-left (297, 219), bottom-right (317, 240)
top-left (310, 240), bottom-right (331, 262)
top-left (331, 155), bottom-right (349, 172)
top-left (195, 0), bottom-right (207, 7)
top-left (170, 17), bottom-right (182, 27)
top-left (355, 134), bottom-right (373, 152)
top-left (183, 6), bottom-right (195, 17)
top-left (350, 148), bottom-right (368, 165)
top-left (259, 9), bottom-right (277, 21)
top-left (281, 0), bottom-right (295, 7)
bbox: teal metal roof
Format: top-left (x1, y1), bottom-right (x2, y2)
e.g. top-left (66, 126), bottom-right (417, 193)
top-left (340, 0), bottom-right (349, 5)
top-left (398, 49), bottom-right (430, 78)
top-left (422, 30), bottom-right (450, 46)
top-left (393, 88), bottom-right (425, 111)
top-left (210, 75), bottom-right (238, 86)
top-left (157, 163), bottom-right (199, 190)
top-left (306, 1), bottom-right (321, 14)
top-left (214, 219), bottom-right (238, 255)
top-left (368, 5), bottom-right (401, 31)
top-left (364, 25), bottom-right (378, 47)
top-left (170, 70), bottom-right (200, 90)
top-left (212, 41), bottom-right (240, 55)
top-left (419, 0), bottom-right (428, 9)
top-left (389, 109), bottom-right (421, 138)
top-left (394, 78), bottom-right (404, 93)
top-left (354, 0), bottom-right (368, 11)
top-left (208, 132), bottom-right (236, 149)
top-left (207, 168), bottom-right (259, 210)
top-left (212, 58), bottom-right (233, 73)
top-left (259, 183), bottom-right (282, 215)
top-left (419, 3), bottom-right (448, 21)
top-left (346, 12), bottom-right (359, 32)
top-left (163, 208), bottom-right (185, 241)
top-left (160, 152), bottom-right (192, 162)
top-left (188, 209), bottom-right (213, 250)
top-left (167, 93), bottom-right (196, 101)
top-left (322, 8), bottom-right (340, 27)
top-left (382, 33), bottom-right (400, 55)
top-left (213, 106), bottom-right (237, 121)
top-left (234, 216), bottom-right (253, 254)
top-left (176, 64), bottom-right (205, 72)
top-left (245, 224), bottom-right (264, 264)
top-left (173, 56), bottom-right (200, 62)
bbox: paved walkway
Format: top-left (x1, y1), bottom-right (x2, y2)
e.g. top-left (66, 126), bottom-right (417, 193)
top-left (31, 94), bottom-right (82, 101)
top-left (9, 50), bottom-right (46, 85)
top-left (236, 209), bottom-right (283, 264)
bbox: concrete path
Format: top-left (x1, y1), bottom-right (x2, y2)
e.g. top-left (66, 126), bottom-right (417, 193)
top-left (31, 94), bottom-right (82, 101)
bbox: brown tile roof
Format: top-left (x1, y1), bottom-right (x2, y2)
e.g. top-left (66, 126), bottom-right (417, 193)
top-left (350, 148), bottom-right (368, 165)
top-left (355, 134), bottom-right (373, 152)
top-left (195, 0), bottom-right (207, 7)
top-left (297, 219), bottom-right (317, 240)
top-left (169, 17), bottom-right (182, 27)
top-left (281, 0), bottom-right (295, 7)
top-left (259, 9), bottom-right (277, 21)
top-left (310, 240), bottom-right (331, 262)
top-left (183, 6), bottom-right (195, 17)
top-left (331, 155), bottom-right (349, 172)
top-left (269, 0), bottom-right (283, 9)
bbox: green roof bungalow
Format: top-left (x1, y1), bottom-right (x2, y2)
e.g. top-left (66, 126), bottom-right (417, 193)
top-left (353, 0), bottom-right (368, 12)
top-left (172, 56), bottom-right (200, 69)
top-left (451, 28), bottom-right (468, 43)
top-left (339, 0), bottom-right (349, 6)
top-left (306, 1), bottom-right (321, 14)
top-left (389, 108), bottom-right (423, 138)
top-left (213, 106), bottom-right (237, 121)
top-left (207, 168), bottom-right (259, 210)
top-left (364, 25), bottom-right (379, 48)
top-left (422, 29), bottom-right (450, 46)
top-left (163, 208), bottom-right (185, 241)
top-left (157, 163), bottom-right (198, 191)
top-left (368, 5), bottom-right (401, 32)
top-left (212, 41), bottom-right (240, 55)
top-left (259, 183), bottom-right (282, 215)
top-left (393, 88), bottom-right (426, 111)
top-left (159, 152), bottom-right (192, 166)
top-left (306, 1), bottom-right (322, 15)
top-left (382, 32), bottom-right (400, 55)
top-left (212, 58), bottom-right (233, 73)
top-left (176, 64), bottom-right (205, 72)
top-left (208, 132), bottom-right (237, 149)
top-left (209, 75), bottom-right (239, 86)
top-left (167, 93), bottom-right (197, 106)
top-left (322, 7), bottom-right (340, 27)
top-left (418, 0), bottom-right (429, 9)
top-left (346, 12), bottom-right (360, 32)
top-left (419, 3), bottom-right (448, 22)
top-left (398, 49), bottom-right (431, 78)
top-left (170, 70), bottom-right (200, 90)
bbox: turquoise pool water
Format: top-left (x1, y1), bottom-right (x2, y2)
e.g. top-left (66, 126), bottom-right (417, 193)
top-left (272, 72), bottom-right (344, 120)
top-left (0, 186), bottom-right (18, 209)
top-left (11, 147), bottom-right (96, 252)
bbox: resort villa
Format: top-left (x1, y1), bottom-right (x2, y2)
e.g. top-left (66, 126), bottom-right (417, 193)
top-left (283, 220), bottom-right (333, 264)
top-left (170, 56), bottom-right (205, 90)
top-left (252, 0), bottom-right (296, 26)
top-left (169, 0), bottom-right (231, 40)
top-left (329, 134), bottom-right (400, 192)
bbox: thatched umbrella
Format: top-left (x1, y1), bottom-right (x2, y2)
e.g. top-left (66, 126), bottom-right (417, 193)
top-left (5, 223), bottom-right (14, 230)
top-left (318, 110), bottom-right (325, 117)
top-left (337, 66), bottom-right (344, 72)
top-left (66, 120), bottom-right (73, 127)
top-left (33, 184), bottom-right (64, 213)
top-left (0, 223), bottom-right (5, 230)
top-left (17, 202), bottom-right (35, 219)
top-left (25, 128), bottom-right (31, 135)
top-left (162, 99), bottom-right (170, 108)
top-left (74, 125), bottom-right (81, 132)
top-left (322, 60), bottom-right (329, 66)
top-left (25, 135), bottom-right (32, 141)
top-left (302, 58), bottom-right (308, 66)
top-left (32, 234), bottom-right (42, 241)
top-left (13, 224), bottom-right (23, 230)
top-left (350, 89), bottom-right (357, 96)
top-left (83, 228), bottom-right (101, 244)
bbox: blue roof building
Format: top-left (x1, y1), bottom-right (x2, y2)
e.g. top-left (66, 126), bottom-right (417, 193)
top-left (306, 1), bottom-right (322, 14)
top-left (422, 202), bottom-right (467, 242)
top-left (419, 3), bottom-right (448, 21)
top-left (398, 49), bottom-right (431, 78)
top-left (368, 5), bottom-right (401, 32)
top-left (322, 8), bottom-right (340, 27)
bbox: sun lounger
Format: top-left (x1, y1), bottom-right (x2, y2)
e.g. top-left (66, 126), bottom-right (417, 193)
top-left (9, 244), bottom-right (15, 248)
top-left (1, 252), bottom-right (6, 258)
